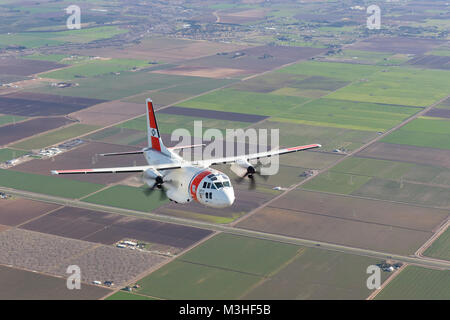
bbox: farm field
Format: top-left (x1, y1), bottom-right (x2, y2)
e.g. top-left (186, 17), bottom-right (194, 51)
top-left (302, 156), bottom-right (450, 208)
top-left (252, 121), bottom-right (377, 152)
top-left (0, 169), bottom-right (103, 198)
top-left (357, 142), bottom-right (450, 169)
top-left (277, 61), bottom-right (383, 81)
top-left (0, 198), bottom-right (60, 226)
top-left (30, 71), bottom-right (235, 101)
top-left (133, 234), bottom-right (301, 299)
top-left (11, 124), bottom-right (99, 150)
top-left (13, 141), bottom-right (148, 184)
top-left (0, 117), bottom-right (74, 146)
top-left (106, 291), bottom-right (156, 300)
top-left (0, 148), bottom-right (29, 162)
top-left (0, 91), bottom-right (105, 116)
top-left (0, 264), bottom-right (111, 300)
top-left (0, 57), bottom-right (65, 76)
top-left (237, 189), bottom-right (446, 255)
top-left (242, 248), bottom-right (390, 300)
top-left (375, 266), bottom-right (450, 300)
top-left (423, 227), bottom-right (450, 261)
top-left (82, 185), bottom-right (169, 213)
top-left (327, 67), bottom-right (450, 107)
top-left (0, 26), bottom-right (127, 49)
top-left (0, 115), bottom-right (27, 126)
top-left (40, 58), bottom-right (154, 80)
top-left (381, 117), bottom-right (450, 150)
top-left (20, 205), bottom-right (212, 251)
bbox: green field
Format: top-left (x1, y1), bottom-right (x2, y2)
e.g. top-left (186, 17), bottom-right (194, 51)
top-left (326, 50), bottom-right (395, 65)
top-left (179, 233), bottom-right (300, 276)
top-left (243, 248), bottom-right (390, 300)
top-left (0, 115), bottom-right (27, 127)
top-left (274, 98), bottom-right (420, 131)
top-left (82, 185), bottom-right (169, 213)
top-left (333, 157), bottom-right (450, 186)
top-left (381, 117), bottom-right (450, 150)
top-left (179, 88), bottom-right (311, 117)
top-left (353, 178), bottom-right (450, 208)
top-left (40, 58), bottom-right (153, 80)
top-left (0, 149), bottom-right (29, 162)
top-left (277, 61), bottom-right (383, 81)
top-left (31, 72), bottom-right (233, 101)
top-left (328, 67), bottom-right (450, 107)
top-left (302, 171), bottom-right (372, 195)
top-left (0, 169), bottom-right (103, 198)
top-left (117, 113), bottom-right (248, 137)
top-left (375, 266), bottom-right (450, 300)
top-left (135, 260), bottom-right (262, 299)
top-left (105, 291), bottom-right (157, 300)
top-left (0, 26), bottom-right (127, 49)
top-left (423, 228), bottom-right (450, 261)
top-left (133, 234), bottom-right (300, 299)
top-left (253, 120), bottom-right (377, 152)
top-left (11, 124), bottom-right (99, 150)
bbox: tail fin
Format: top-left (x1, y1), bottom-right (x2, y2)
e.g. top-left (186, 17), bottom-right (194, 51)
top-left (146, 98), bottom-right (170, 155)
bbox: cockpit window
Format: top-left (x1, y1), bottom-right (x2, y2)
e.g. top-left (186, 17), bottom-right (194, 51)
top-left (223, 181), bottom-right (230, 187)
top-left (214, 182), bottom-right (224, 189)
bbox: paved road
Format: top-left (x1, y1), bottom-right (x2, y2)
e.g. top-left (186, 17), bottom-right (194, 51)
top-left (1, 186), bottom-right (449, 270)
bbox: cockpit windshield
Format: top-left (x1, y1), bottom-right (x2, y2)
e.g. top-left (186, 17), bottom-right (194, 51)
top-left (214, 182), bottom-right (223, 189)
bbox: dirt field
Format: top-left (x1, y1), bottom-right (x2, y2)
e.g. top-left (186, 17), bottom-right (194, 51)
top-left (0, 265), bottom-right (111, 300)
top-left (0, 225), bottom-right (10, 232)
top-left (407, 55), bottom-right (450, 70)
top-left (182, 45), bottom-right (325, 75)
top-left (21, 206), bottom-right (212, 249)
top-left (0, 198), bottom-right (60, 226)
top-left (357, 142), bottom-right (450, 169)
top-left (70, 101), bottom-right (145, 126)
top-left (237, 189), bottom-right (449, 255)
top-left (52, 245), bottom-right (168, 287)
top-left (348, 37), bottom-right (444, 55)
top-left (0, 117), bottom-right (74, 146)
top-left (160, 106), bottom-right (269, 122)
top-left (152, 65), bottom-right (247, 78)
top-left (73, 37), bottom-right (250, 62)
top-left (425, 108), bottom-right (450, 119)
top-left (0, 92), bottom-right (105, 116)
top-left (13, 141), bottom-right (148, 184)
top-left (0, 58), bottom-right (66, 76)
top-left (217, 8), bottom-right (268, 24)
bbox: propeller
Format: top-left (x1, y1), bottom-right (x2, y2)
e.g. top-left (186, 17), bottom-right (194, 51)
top-left (142, 170), bottom-right (175, 200)
top-left (233, 161), bottom-right (268, 190)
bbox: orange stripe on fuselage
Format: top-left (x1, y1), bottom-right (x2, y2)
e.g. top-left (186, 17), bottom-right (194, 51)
top-left (190, 170), bottom-right (211, 201)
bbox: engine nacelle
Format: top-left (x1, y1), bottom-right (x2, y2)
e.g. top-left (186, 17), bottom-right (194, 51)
top-left (231, 159), bottom-right (255, 177)
top-left (142, 168), bottom-right (162, 187)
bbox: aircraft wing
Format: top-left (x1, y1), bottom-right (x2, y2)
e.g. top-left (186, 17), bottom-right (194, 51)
top-left (51, 163), bottom-right (183, 175)
top-left (193, 144), bottom-right (322, 167)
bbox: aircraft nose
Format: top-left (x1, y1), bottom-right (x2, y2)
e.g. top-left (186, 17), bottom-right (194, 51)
top-left (223, 189), bottom-right (235, 206)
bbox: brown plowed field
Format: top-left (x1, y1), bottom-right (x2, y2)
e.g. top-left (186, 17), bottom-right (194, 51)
top-left (357, 142), bottom-right (450, 169)
top-left (0, 58), bottom-right (66, 76)
top-left (13, 141), bottom-right (148, 184)
top-left (21, 206), bottom-right (212, 249)
top-left (0, 92), bottom-right (105, 116)
top-left (0, 198), bottom-right (60, 226)
top-left (0, 117), bottom-right (74, 146)
top-left (237, 189), bottom-right (449, 255)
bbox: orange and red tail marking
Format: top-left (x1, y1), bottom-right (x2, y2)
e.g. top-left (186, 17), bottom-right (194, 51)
top-left (147, 99), bottom-right (161, 152)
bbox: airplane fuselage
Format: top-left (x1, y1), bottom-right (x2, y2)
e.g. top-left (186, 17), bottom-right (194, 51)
top-left (144, 149), bottom-right (235, 208)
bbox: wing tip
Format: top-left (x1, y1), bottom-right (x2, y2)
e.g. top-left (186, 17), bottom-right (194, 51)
top-left (51, 170), bottom-right (59, 175)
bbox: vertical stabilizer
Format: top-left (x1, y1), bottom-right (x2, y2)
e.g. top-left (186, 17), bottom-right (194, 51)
top-left (146, 98), bottom-right (170, 156)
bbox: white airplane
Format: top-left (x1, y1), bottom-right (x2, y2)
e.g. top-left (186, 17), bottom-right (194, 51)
top-left (52, 99), bottom-right (321, 208)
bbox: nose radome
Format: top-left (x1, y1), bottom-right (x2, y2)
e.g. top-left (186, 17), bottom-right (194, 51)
top-left (224, 189), bottom-right (235, 206)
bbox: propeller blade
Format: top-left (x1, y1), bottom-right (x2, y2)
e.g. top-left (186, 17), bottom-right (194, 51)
top-left (249, 176), bottom-right (257, 190)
